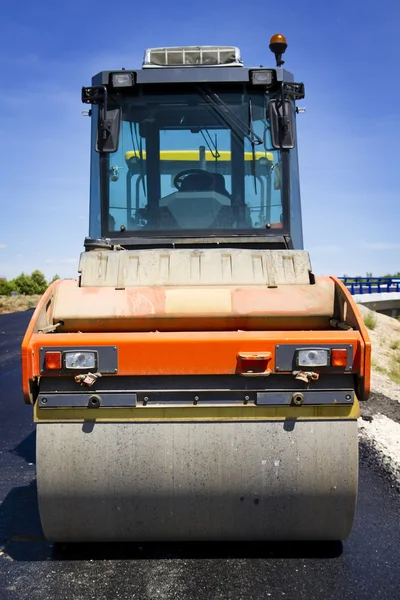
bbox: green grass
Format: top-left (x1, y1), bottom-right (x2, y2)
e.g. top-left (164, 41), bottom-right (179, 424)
top-left (371, 359), bottom-right (386, 374)
top-left (390, 339), bottom-right (400, 351)
top-left (363, 311), bottom-right (377, 330)
top-left (389, 355), bottom-right (400, 384)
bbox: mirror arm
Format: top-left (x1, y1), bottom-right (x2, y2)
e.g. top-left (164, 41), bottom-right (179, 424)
top-left (82, 85), bottom-right (107, 107)
top-left (98, 87), bottom-right (110, 144)
top-left (81, 85), bottom-right (110, 143)
top-left (278, 82), bottom-right (306, 138)
top-left (81, 85), bottom-right (121, 153)
top-left (279, 83), bottom-right (290, 139)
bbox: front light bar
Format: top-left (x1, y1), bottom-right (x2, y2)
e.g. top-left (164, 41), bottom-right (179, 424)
top-left (275, 344), bottom-right (353, 372)
top-left (40, 346), bottom-right (118, 374)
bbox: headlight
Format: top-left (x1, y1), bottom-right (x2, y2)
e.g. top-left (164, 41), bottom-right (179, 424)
top-left (64, 351), bottom-right (96, 369)
top-left (251, 70), bottom-right (273, 85)
top-left (111, 72), bottom-right (134, 87)
top-left (297, 349), bottom-right (329, 367)
top-left (111, 71), bottom-right (133, 87)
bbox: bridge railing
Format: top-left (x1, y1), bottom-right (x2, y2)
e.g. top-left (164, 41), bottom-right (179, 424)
top-left (339, 277), bottom-right (400, 294)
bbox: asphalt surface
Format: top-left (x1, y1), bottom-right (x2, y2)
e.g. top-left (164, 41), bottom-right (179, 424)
top-left (0, 310), bottom-right (399, 600)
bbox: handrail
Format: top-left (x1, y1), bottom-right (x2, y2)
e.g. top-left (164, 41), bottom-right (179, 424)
top-left (338, 277), bottom-right (400, 294)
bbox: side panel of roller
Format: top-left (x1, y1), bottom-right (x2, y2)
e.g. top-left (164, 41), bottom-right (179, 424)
top-left (37, 419), bottom-right (358, 542)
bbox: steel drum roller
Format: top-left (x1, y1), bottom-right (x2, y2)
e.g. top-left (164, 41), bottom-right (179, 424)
top-left (37, 419), bottom-right (358, 542)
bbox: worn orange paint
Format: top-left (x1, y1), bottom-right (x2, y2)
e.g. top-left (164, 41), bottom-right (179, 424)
top-left (51, 277), bottom-right (335, 333)
top-left (21, 280), bottom-right (60, 402)
top-left (25, 328), bottom-right (360, 376)
top-left (331, 276), bottom-right (371, 397)
top-left (21, 277), bottom-right (371, 403)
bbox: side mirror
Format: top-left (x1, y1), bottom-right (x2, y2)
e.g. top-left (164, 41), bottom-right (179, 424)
top-left (82, 86), bottom-right (121, 153)
top-left (96, 106), bottom-right (121, 153)
top-left (268, 99), bottom-right (295, 149)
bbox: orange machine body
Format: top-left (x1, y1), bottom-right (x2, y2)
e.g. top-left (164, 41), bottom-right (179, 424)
top-left (22, 276), bottom-right (371, 405)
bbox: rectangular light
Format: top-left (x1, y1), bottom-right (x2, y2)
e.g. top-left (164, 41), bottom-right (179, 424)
top-left (45, 351), bottom-right (62, 370)
top-left (297, 349), bottom-right (329, 367)
top-left (251, 70), bottom-right (273, 85)
top-left (64, 351), bottom-right (96, 370)
top-left (111, 72), bottom-right (134, 87)
top-left (331, 348), bottom-right (348, 368)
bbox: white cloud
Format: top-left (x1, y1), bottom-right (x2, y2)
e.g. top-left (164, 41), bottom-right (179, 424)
top-left (44, 258), bottom-right (77, 265)
top-left (359, 241), bottom-right (400, 251)
top-left (307, 245), bottom-right (342, 254)
top-left (0, 243), bottom-right (6, 249)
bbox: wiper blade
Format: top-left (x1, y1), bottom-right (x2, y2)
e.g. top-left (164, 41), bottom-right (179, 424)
top-left (200, 128), bottom-right (220, 159)
top-left (203, 89), bottom-right (263, 146)
top-left (129, 121), bottom-right (146, 197)
top-left (249, 99), bottom-right (258, 194)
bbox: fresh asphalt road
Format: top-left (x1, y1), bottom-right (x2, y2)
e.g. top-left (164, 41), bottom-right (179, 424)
top-left (0, 311), bottom-right (399, 600)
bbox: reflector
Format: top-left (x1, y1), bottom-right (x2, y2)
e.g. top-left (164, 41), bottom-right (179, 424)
top-left (331, 349), bottom-right (348, 368)
top-left (45, 351), bottom-right (62, 370)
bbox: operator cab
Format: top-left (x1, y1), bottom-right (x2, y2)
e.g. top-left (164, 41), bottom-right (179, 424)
top-left (83, 35), bottom-right (305, 249)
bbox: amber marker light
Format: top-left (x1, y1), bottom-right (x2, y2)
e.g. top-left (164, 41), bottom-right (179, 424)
top-left (269, 33), bottom-right (288, 67)
top-left (45, 351), bottom-right (62, 370)
top-left (270, 33), bottom-right (287, 47)
top-left (331, 349), bottom-right (348, 368)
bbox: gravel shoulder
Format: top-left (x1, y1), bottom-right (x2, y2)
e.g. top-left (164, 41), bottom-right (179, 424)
top-left (357, 305), bottom-right (400, 489)
top-left (358, 304), bottom-right (400, 402)
top-left (0, 296), bottom-right (40, 315)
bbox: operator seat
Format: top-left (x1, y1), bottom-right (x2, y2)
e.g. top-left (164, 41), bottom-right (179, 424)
top-left (178, 172), bottom-right (231, 197)
top-left (179, 172), bottom-right (214, 192)
top-left (212, 173), bottom-right (231, 198)
top-left (159, 172), bottom-right (234, 229)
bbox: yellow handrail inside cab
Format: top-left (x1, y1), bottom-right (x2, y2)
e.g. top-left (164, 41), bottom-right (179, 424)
top-left (125, 150), bottom-right (274, 162)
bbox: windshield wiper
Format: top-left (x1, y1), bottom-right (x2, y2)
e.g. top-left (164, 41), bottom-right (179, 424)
top-left (249, 99), bottom-right (258, 194)
top-left (200, 129), bottom-right (220, 159)
top-left (129, 121), bottom-right (146, 197)
top-left (202, 89), bottom-right (263, 147)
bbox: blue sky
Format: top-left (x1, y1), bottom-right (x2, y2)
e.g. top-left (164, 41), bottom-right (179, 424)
top-left (0, 0), bottom-right (399, 280)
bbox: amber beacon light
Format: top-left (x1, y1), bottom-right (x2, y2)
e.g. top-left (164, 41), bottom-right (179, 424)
top-left (269, 33), bottom-right (288, 67)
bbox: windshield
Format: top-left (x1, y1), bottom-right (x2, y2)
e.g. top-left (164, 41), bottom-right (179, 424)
top-left (103, 87), bottom-right (284, 236)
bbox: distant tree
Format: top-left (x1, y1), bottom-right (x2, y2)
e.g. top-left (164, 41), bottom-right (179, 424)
top-left (30, 270), bottom-right (48, 294)
top-left (0, 280), bottom-right (18, 296)
top-left (365, 272), bottom-right (373, 278)
top-left (13, 273), bottom-right (38, 295)
top-left (384, 271), bottom-right (400, 278)
top-left (50, 273), bottom-right (61, 283)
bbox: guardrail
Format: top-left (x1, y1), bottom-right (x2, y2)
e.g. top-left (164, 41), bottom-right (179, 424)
top-left (339, 277), bottom-right (400, 295)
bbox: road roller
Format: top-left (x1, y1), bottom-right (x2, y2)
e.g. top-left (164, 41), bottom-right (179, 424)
top-left (21, 34), bottom-right (371, 542)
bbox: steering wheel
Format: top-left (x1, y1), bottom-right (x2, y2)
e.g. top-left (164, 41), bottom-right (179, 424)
top-left (173, 169), bottom-right (215, 191)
